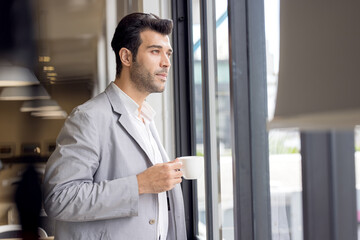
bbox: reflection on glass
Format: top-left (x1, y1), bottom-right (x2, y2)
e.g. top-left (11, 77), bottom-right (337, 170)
top-left (265, 0), bottom-right (303, 239)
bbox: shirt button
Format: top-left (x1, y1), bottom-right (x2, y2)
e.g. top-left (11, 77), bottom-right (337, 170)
top-left (149, 219), bottom-right (156, 225)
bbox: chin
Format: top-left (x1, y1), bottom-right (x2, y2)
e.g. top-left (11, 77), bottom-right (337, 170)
top-left (154, 87), bottom-right (165, 93)
top-left (148, 79), bottom-right (166, 93)
top-left (153, 86), bottom-right (165, 93)
top-left (156, 82), bottom-right (166, 92)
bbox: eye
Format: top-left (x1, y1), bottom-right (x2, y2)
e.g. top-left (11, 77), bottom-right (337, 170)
top-left (151, 50), bottom-right (160, 54)
top-left (167, 52), bottom-right (172, 57)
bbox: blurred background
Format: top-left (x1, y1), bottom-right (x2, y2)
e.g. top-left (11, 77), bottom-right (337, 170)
top-left (0, 0), bottom-right (154, 238)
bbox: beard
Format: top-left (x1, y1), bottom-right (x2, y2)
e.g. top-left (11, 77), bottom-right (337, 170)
top-left (129, 60), bottom-right (166, 94)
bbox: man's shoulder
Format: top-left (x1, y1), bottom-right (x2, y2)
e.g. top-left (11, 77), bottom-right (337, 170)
top-left (69, 91), bottom-right (112, 121)
top-left (77, 91), bottom-right (109, 112)
top-left (60, 91), bottom-right (115, 137)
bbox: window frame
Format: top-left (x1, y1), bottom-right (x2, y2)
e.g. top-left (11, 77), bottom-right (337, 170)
top-left (227, 0), bottom-right (271, 239)
top-left (171, 0), bottom-right (199, 239)
top-left (172, 0), bottom-right (272, 239)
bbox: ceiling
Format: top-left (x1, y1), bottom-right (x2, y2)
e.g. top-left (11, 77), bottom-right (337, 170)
top-left (33, 0), bottom-right (106, 86)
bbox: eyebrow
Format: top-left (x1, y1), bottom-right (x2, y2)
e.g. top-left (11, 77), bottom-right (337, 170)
top-left (147, 45), bottom-right (173, 53)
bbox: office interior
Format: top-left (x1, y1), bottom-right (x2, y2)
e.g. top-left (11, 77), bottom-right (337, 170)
top-left (0, 0), bottom-right (359, 239)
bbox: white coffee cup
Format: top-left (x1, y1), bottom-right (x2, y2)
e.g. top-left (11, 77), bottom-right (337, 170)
top-left (178, 156), bottom-right (204, 180)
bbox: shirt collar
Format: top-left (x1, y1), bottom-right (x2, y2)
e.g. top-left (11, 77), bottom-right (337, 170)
top-left (111, 82), bottom-right (156, 121)
top-left (141, 101), bottom-right (156, 121)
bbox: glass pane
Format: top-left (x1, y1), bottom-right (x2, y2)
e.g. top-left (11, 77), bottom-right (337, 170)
top-left (214, 0), bottom-right (234, 239)
top-left (192, 0), bottom-right (234, 239)
top-left (191, 0), bottom-right (206, 238)
top-left (268, 130), bottom-right (302, 240)
top-left (264, 0), bottom-right (303, 239)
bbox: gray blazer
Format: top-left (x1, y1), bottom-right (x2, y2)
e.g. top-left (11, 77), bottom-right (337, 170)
top-left (43, 84), bottom-right (186, 240)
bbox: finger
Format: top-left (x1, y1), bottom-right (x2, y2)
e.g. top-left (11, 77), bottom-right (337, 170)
top-left (166, 161), bottom-right (182, 170)
top-left (169, 170), bottom-right (183, 179)
top-left (170, 178), bottom-right (182, 186)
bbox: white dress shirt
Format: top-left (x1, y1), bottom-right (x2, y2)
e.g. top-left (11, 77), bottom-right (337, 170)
top-left (111, 82), bottom-right (168, 240)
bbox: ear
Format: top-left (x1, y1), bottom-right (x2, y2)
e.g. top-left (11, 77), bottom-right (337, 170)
top-left (119, 48), bottom-right (132, 67)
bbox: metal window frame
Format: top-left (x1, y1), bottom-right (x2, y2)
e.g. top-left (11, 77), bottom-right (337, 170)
top-left (199, 0), bottom-right (221, 239)
top-left (228, 0), bottom-right (272, 239)
top-left (172, 0), bottom-right (199, 239)
top-left (301, 131), bottom-right (357, 240)
top-left (172, 0), bottom-right (271, 239)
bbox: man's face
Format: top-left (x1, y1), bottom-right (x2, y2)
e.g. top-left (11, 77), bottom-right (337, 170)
top-left (129, 30), bottom-right (173, 94)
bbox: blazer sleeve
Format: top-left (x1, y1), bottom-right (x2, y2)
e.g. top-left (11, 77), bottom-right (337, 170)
top-left (42, 108), bottom-right (139, 222)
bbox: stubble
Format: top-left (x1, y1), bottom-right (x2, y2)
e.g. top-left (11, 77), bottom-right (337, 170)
top-left (129, 61), bottom-right (165, 93)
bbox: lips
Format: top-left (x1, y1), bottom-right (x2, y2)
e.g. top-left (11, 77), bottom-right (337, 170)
top-left (156, 73), bottom-right (168, 81)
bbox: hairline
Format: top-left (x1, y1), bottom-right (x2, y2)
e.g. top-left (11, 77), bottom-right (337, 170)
top-left (137, 30), bottom-right (173, 54)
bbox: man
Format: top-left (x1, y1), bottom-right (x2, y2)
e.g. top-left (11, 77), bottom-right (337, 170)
top-left (43, 13), bottom-right (186, 240)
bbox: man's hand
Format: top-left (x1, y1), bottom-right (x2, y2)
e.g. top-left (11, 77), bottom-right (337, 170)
top-left (137, 159), bottom-right (183, 194)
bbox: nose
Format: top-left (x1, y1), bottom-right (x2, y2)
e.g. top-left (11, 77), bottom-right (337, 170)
top-left (160, 53), bottom-right (171, 68)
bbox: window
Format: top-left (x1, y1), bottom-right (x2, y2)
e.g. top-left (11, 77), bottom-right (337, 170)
top-left (191, 0), bottom-right (234, 238)
top-left (264, 0), bottom-right (303, 239)
top-left (173, 0), bottom-right (271, 238)
top-left (190, 0), bottom-right (206, 238)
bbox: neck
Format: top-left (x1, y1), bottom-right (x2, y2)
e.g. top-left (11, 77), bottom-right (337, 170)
top-left (114, 71), bottom-right (149, 108)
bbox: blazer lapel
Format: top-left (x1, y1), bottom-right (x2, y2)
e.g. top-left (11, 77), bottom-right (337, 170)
top-left (105, 84), bottom-right (154, 165)
top-left (118, 114), bottom-right (154, 165)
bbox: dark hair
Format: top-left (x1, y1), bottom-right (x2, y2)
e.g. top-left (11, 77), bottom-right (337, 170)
top-left (111, 12), bottom-right (173, 78)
